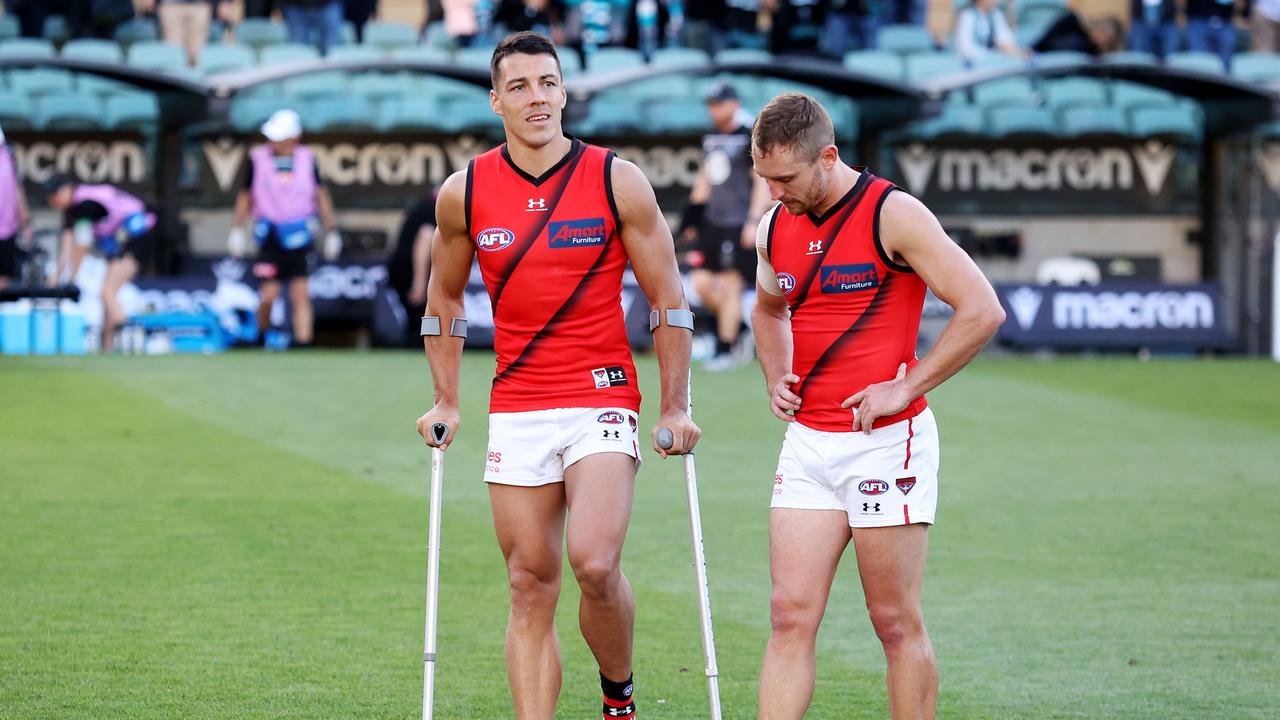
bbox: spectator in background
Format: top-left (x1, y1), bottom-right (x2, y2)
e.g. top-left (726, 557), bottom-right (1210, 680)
top-left (0, 126), bottom-right (33, 292)
top-left (1185, 0), bottom-right (1242, 69)
top-left (767, 0), bottom-right (826, 55)
top-left (344, 0), bottom-right (378, 43)
top-left (1129, 0), bottom-right (1180, 60)
top-left (953, 0), bottom-right (1025, 63)
top-left (9, 0), bottom-right (70, 38)
top-left (1252, 0), bottom-right (1280, 51)
top-left (495, 0), bottom-right (560, 36)
top-left (1032, 13), bottom-right (1124, 55)
top-left (280, 0), bottom-right (343, 55)
top-left (244, 0), bottom-right (278, 16)
top-left (138, 0), bottom-right (232, 67)
top-left (821, 0), bottom-right (880, 57)
top-left (888, 0), bottom-right (924, 26)
top-left (69, 0), bottom-right (137, 40)
top-left (386, 191), bottom-right (436, 347)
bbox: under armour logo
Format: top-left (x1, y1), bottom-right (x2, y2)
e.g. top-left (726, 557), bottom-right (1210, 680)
top-left (862, 503), bottom-right (880, 512)
top-left (602, 429), bottom-right (620, 439)
top-left (806, 240), bottom-right (823, 254)
top-left (527, 197), bottom-right (547, 211)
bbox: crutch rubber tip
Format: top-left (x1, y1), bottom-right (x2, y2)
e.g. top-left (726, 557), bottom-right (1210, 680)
top-left (656, 428), bottom-right (674, 450)
top-left (430, 423), bottom-right (449, 445)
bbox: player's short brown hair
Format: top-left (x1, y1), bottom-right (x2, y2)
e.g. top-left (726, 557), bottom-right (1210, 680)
top-left (490, 31), bottom-right (562, 87)
top-left (752, 92), bottom-right (835, 162)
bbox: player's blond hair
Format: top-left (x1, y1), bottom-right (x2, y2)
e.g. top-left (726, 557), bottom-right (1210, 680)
top-left (752, 92), bottom-right (835, 162)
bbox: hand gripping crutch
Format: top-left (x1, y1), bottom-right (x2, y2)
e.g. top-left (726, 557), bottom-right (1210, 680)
top-left (656, 373), bottom-right (723, 720)
top-left (422, 422), bottom-right (449, 720)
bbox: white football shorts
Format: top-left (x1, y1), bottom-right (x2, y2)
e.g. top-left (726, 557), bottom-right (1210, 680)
top-left (484, 407), bottom-right (642, 486)
top-left (771, 407), bottom-right (940, 527)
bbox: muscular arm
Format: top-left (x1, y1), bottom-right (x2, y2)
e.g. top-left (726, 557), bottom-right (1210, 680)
top-left (750, 207), bottom-right (801, 422)
top-left (612, 156), bottom-right (700, 456)
top-left (416, 170), bottom-right (473, 448)
top-left (843, 191), bottom-right (1005, 432)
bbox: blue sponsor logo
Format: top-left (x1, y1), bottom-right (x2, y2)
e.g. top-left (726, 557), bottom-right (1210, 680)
top-left (821, 263), bottom-right (879, 293)
top-left (548, 218), bottom-right (607, 248)
top-left (597, 411), bottom-right (625, 425)
top-left (776, 272), bottom-right (796, 293)
top-left (477, 227), bottom-right (515, 252)
top-left (859, 479), bottom-right (889, 496)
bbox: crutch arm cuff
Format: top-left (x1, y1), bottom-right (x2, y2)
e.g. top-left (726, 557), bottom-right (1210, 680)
top-left (649, 308), bottom-right (695, 333)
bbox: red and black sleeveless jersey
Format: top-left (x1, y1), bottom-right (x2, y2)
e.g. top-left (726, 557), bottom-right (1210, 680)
top-left (766, 170), bottom-right (928, 432)
top-left (467, 138), bottom-right (640, 414)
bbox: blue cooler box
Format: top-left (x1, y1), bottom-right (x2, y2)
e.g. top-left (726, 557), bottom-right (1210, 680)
top-left (131, 311), bottom-right (228, 354)
top-left (30, 300), bottom-right (59, 355)
top-left (59, 300), bottom-right (87, 355)
top-left (0, 300), bottom-right (33, 354)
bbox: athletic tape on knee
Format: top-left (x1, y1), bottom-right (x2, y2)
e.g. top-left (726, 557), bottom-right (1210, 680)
top-left (648, 308), bottom-right (695, 333)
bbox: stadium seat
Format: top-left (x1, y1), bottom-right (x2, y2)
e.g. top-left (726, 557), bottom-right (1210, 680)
top-left (1059, 106), bottom-right (1129, 136)
top-left (0, 38), bottom-right (54, 58)
top-left (104, 93), bottom-right (160, 130)
top-left (455, 46), bottom-right (496, 69)
top-left (113, 19), bottom-right (159, 46)
top-left (557, 50), bottom-right (583, 76)
top-left (127, 40), bottom-right (186, 72)
top-left (905, 51), bottom-right (964, 84)
top-left (987, 106), bottom-right (1057, 137)
top-left (8, 68), bottom-right (75, 97)
top-left (42, 15), bottom-right (70, 44)
top-left (843, 50), bottom-right (905, 82)
top-left (1033, 50), bottom-right (1092, 69)
top-left (651, 47), bottom-right (712, 68)
top-left (627, 74), bottom-right (695, 101)
top-left (1100, 50), bottom-right (1158, 66)
top-left (379, 96), bottom-right (444, 131)
top-left (0, 14), bottom-right (18, 41)
top-left (1231, 52), bottom-right (1280, 83)
top-left (390, 45), bottom-right (452, 65)
top-left (363, 21), bottom-right (417, 52)
top-left (230, 96), bottom-right (293, 131)
top-left (1130, 105), bottom-right (1201, 142)
top-left (1167, 51), bottom-right (1225, 74)
top-left (340, 21), bottom-right (357, 45)
top-left (972, 76), bottom-right (1038, 108)
top-left (587, 47), bottom-right (644, 72)
top-left (876, 24), bottom-right (936, 54)
top-left (713, 48), bottom-right (774, 65)
top-left (37, 93), bottom-right (102, 130)
top-left (419, 75), bottom-right (488, 103)
top-left (74, 72), bottom-right (132, 99)
top-left (351, 71), bottom-right (408, 103)
top-left (910, 106), bottom-right (985, 138)
top-left (970, 52), bottom-right (1027, 72)
top-left (0, 91), bottom-right (34, 130)
top-left (328, 45), bottom-right (384, 64)
top-left (198, 44), bottom-right (256, 75)
top-left (303, 95), bottom-right (376, 130)
top-left (440, 97), bottom-right (504, 132)
top-left (62, 39), bottom-right (124, 64)
top-left (260, 43), bottom-right (321, 66)
top-left (236, 18), bottom-right (288, 49)
top-left (646, 97), bottom-right (712, 133)
top-left (1110, 81), bottom-right (1178, 112)
top-left (1042, 77), bottom-right (1108, 110)
top-left (283, 71), bottom-right (348, 100)
top-left (574, 96), bottom-right (646, 135)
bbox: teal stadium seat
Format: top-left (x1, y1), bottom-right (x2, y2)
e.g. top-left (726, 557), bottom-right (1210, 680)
top-left (970, 52), bottom-right (1026, 71)
top-left (574, 96), bottom-right (646, 135)
top-left (104, 93), bottom-right (160, 129)
top-left (198, 44), bottom-right (256, 75)
top-left (284, 71), bottom-right (348, 100)
top-left (557, 50), bottom-right (583, 76)
top-left (1059, 106), bottom-right (1129, 136)
top-left (905, 51), bottom-right (964, 84)
top-left (303, 95), bottom-right (376, 131)
top-left (328, 45), bottom-right (384, 64)
top-left (351, 72), bottom-right (408, 103)
top-left (454, 46), bottom-right (496, 69)
top-left (231, 96), bottom-right (293, 131)
top-left (1101, 50), bottom-right (1158, 65)
top-left (876, 24), bottom-right (936, 54)
top-left (1042, 77), bottom-right (1108, 110)
top-left (1167, 51), bottom-right (1225, 74)
top-left (113, 19), bottom-right (158, 46)
top-left (9, 68), bottom-right (75, 97)
top-left (0, 15), bottom-right (18, 41)
top-left (62, 39), bottom-right (124, 64)
top-left (713, 48), bottom-right (774, 64)
top-left (261, 43), bottom-right (320, 65)
top-left (1130, 106), bottom-right (1201, 142)
top-left (628, 74), bottom-right (694, 101)
top-left (42, 15), bottom-right (70, 44)
top-left (911, 106), bottom-right (985, 138)
top-left (236, 18), bottom-right (288, 49)
top-left (646, 97), bottom-right (712, 133)
top-left (0, 91), bottom-right (34, 129)
top-left (419, 76), bottom-right (487, 103)
top-left (843, 51), bottom-right (905, 82)
top-left (380, 96), bottom-right (444, 131)
top-left (1110, 81), bottom-right (1178, 112)
top-left (1232, 52), bottom-right (1280, 83)
top-left (363, 21), bottom-right (418, 52)
top-left (1033, 50), bottom-right (1091, 68)
top-left (390, 45), bottom-right (452, 65)
top-left (987, 106), bottom-right (1058, 137)
top-left (973, 76), bottom-right (1038, 108)
top-left (587, 47), bottom-right (644, 72)
top-left (651, 47), bottom-right (711, 68)
top-left (440, 97), bottom-right (503, 132)
top-left (126, 40), bottom-right (185, 72)
top-left (37, 93), bottom-right (102, 130)
top-left (75, 72), bottom-right (132, 99)
top-left (0, 38), bottom-right (54, 58)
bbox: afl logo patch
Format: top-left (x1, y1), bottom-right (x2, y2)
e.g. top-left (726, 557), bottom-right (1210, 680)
top-left (477, 228), bottom-right (515, 252)
top-left (859, 480), bottom-right (889, 496)
top-left (776, 272), bottom-right (796, 293)
top-left (597, 411), bottom-right (625, 425)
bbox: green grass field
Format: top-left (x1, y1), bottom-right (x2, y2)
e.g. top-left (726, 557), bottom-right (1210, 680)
top-left (2, 352), bottom-right (1278, 719)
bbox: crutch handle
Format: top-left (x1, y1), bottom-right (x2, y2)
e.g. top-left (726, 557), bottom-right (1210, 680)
top-left (429, 423), bottom-right (448, 446)
top-left (656, 428), bottom-right (674, 450)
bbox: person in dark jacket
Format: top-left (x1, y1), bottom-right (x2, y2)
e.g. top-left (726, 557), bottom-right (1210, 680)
top-left (1128, 0), bottom-right (1180, 59)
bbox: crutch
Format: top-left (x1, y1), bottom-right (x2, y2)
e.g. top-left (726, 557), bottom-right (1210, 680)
top-left (656, 373), bottom-right (723, 720)
top-left (422, 422), bottom-right (449, 720)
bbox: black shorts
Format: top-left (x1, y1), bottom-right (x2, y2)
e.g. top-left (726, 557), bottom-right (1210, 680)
top-left (253, 242), bottom-right (316, 282)
top-left (691, 222), bottom-right (754, 280)
top-left (0, 235), bottom-right (17, 279)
